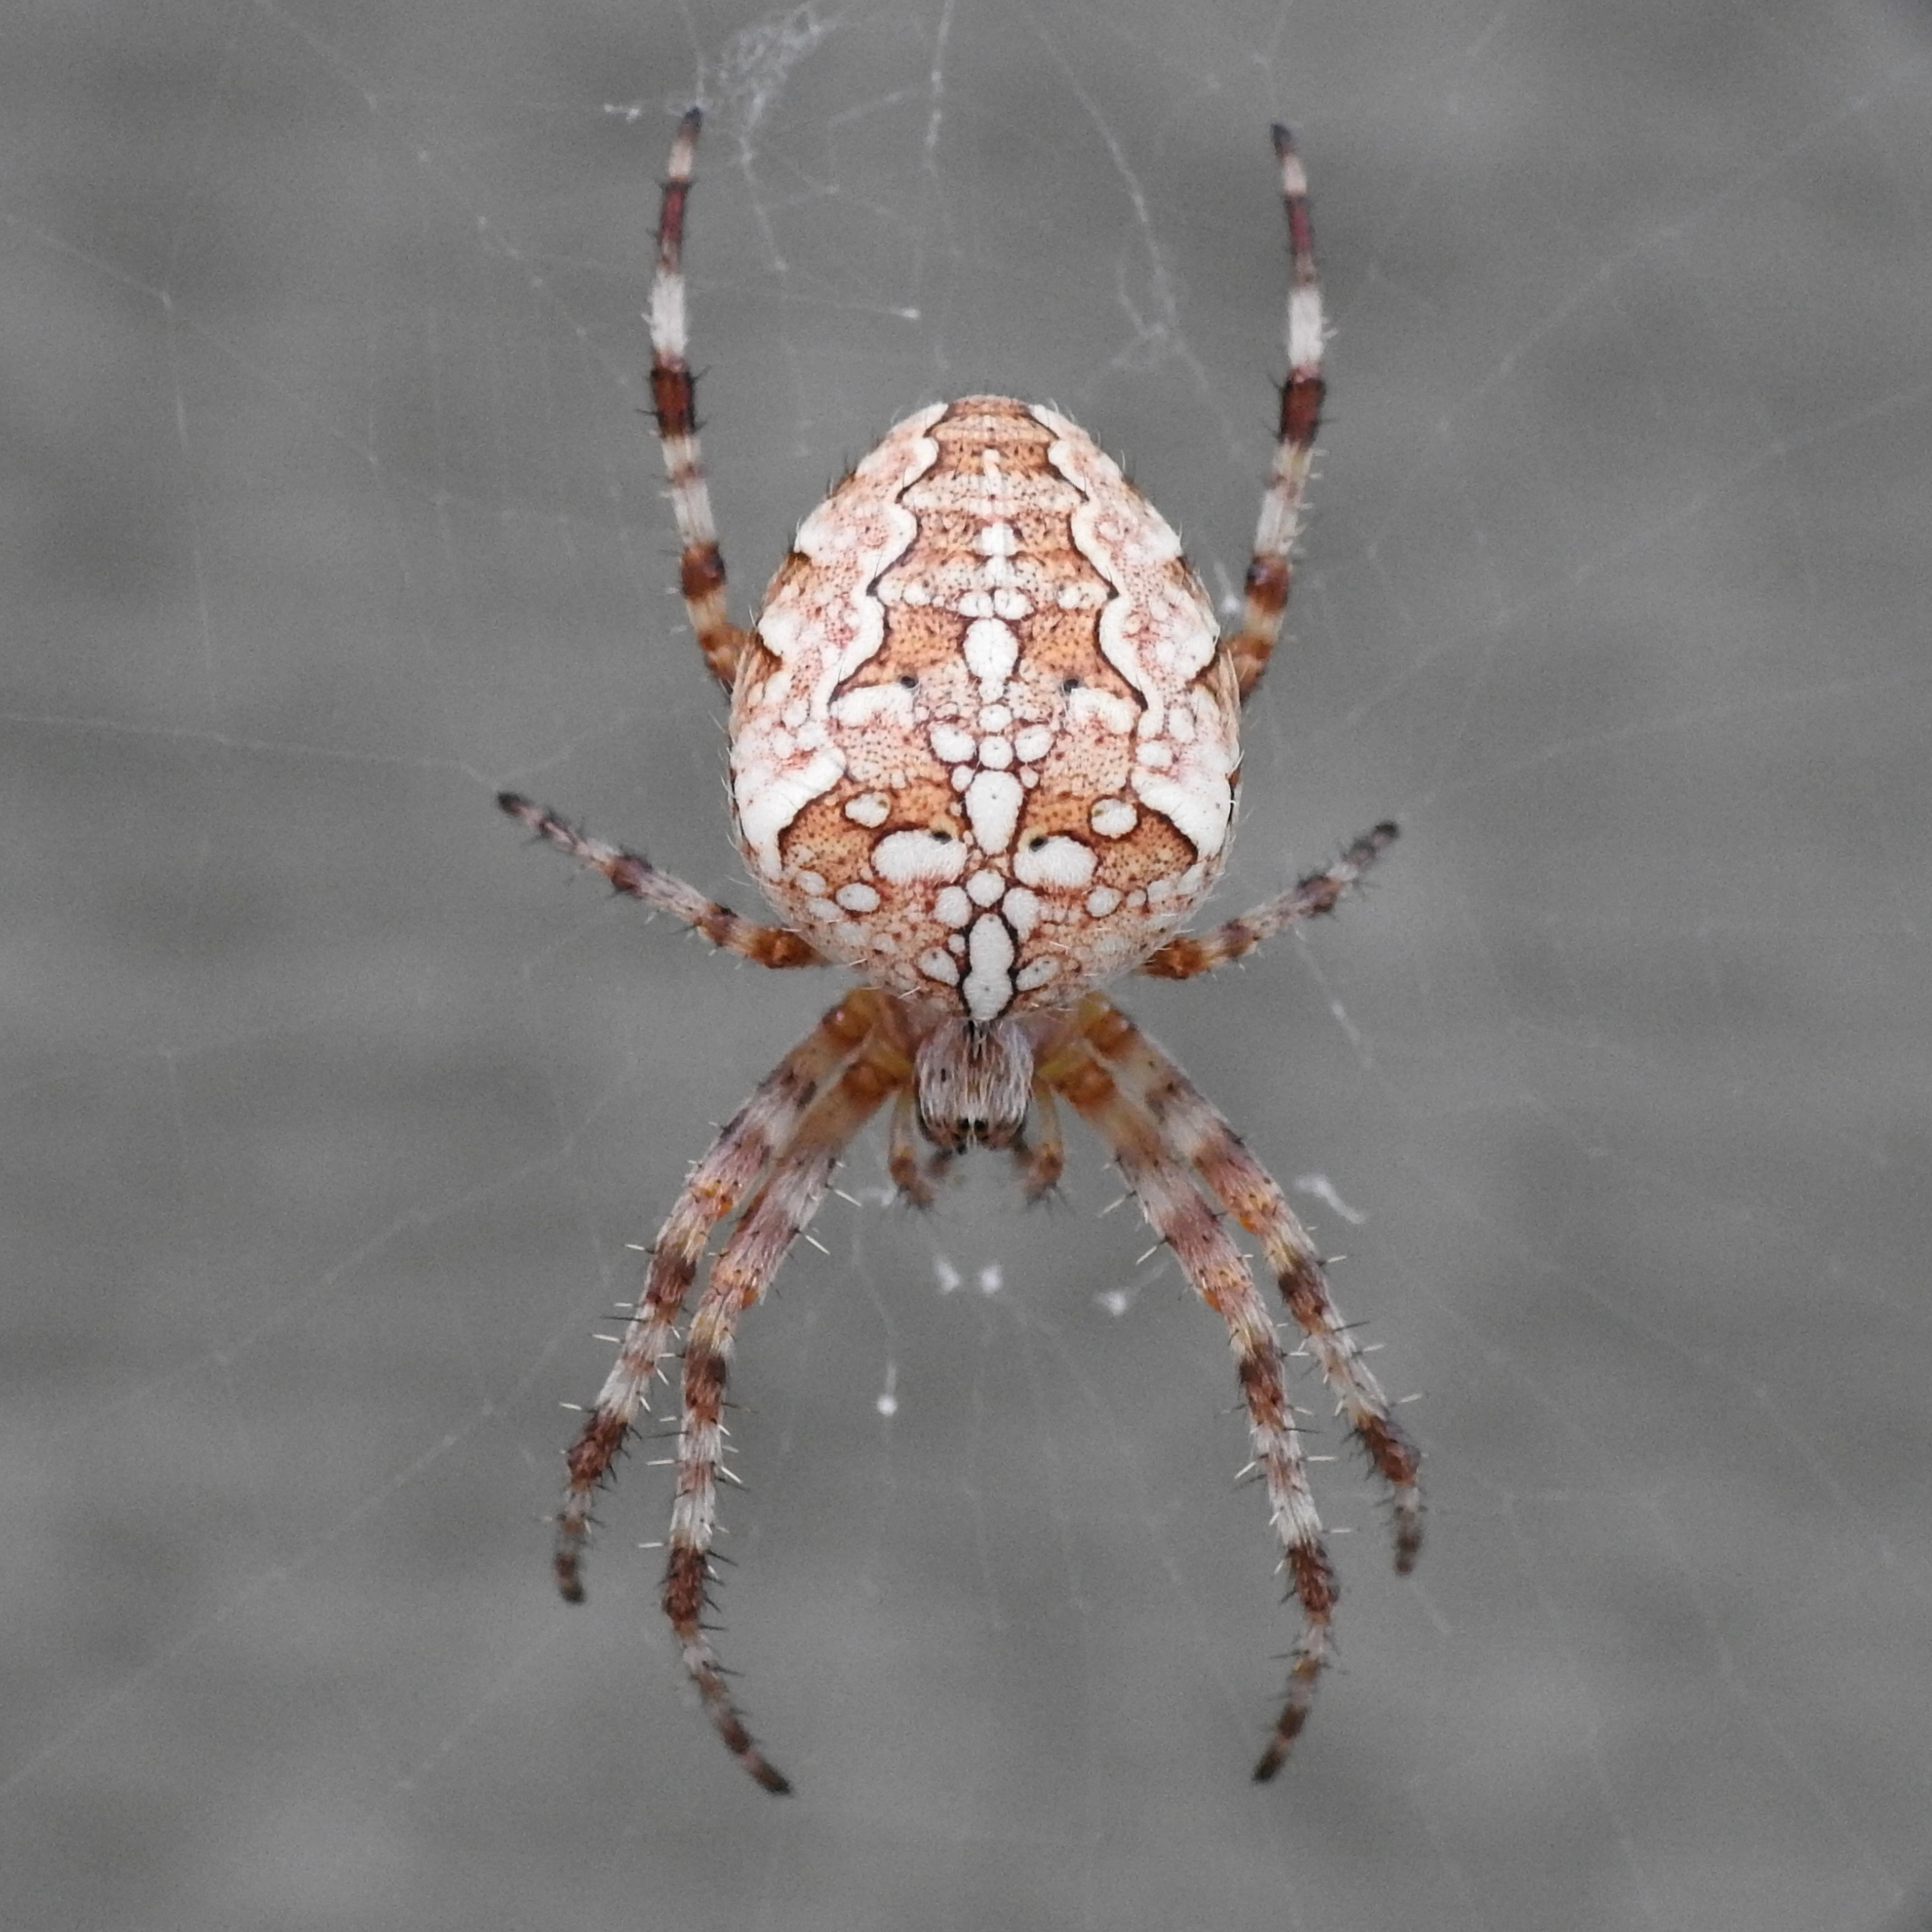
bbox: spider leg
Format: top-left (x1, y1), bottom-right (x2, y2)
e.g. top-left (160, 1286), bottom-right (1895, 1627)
top-left (1086, 1001), bottom-right (1419, 1543)
top-left (1137, 821), bottom-right (1396, 982)
top-left (1010, 1084), bottom-right (1066, 1202)
top-left (498, 794), bottom-right (826, 968)
top-left (1224, 126), bottom-right (1325, 705)
top-left (1084, 1009), bottom-right (1420, 1764)
top-left (665, 1013), bottom-right (906, 1792)
top-left (886, 1086), bottom-right (952, 1206)
top-left (551, 993), bottom-right (878, 1600)
top-left (649, 108), bottom-right (751, 689)
top-left (1040, 1008), bottom-right (1340, 1781)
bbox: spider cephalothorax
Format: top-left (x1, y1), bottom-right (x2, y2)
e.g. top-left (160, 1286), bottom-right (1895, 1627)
top-left (501, 109), bottom-right (1420, 1794)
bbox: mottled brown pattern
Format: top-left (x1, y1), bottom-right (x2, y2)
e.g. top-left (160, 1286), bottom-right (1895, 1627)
top-left (729, 390), bottom-right (1237, 1022)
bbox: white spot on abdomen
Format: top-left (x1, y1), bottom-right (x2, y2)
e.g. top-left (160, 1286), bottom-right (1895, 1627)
top-left (829, 683), bottom-right (918, 729)
top-left (961, 914), bottom-right (1016, 1022)
top-left (1001, 886), bottom-right (1041, 938)
top-left (963, 769), bottom-right (1024, 853)
top-left (1067, 687), bottom-right (1136, 736)
top-left (871, 830), bottom-right (969, 885)
top-left (962, 617), bottom-right (1018, 695)
top-left (1133, 761), bottom-right (1234, 859)
top-left (736, 748), bottom-right (847, 877)
top-left (1013, 835), bottom-right (1096, 890)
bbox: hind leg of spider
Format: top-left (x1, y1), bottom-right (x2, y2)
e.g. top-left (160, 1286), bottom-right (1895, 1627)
top-left (551, 993), bottom-right (878, 1600)
top-left (663, 1013), bottom-right (906, 1791)
top-left (1086, 1001), bottom-right (1422, 1587)
top-left (1042, 1022), bottom-right (1339, 1781)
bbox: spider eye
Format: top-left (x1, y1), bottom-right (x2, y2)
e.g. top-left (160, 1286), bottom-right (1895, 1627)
top-left (1060, 675), bottom-right (1082, 692)
top-left (897, 673), bottom-right (919, 689)
top-left (928, 828), bottom-right (953, 843)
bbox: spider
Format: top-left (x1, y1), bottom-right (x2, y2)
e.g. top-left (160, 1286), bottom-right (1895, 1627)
top-left (500, 109), bottom-right (1421, 1794)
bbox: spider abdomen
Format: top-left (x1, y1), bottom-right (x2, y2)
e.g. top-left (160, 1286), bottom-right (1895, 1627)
top-left (729, 395), bottom-right (1241, 1023)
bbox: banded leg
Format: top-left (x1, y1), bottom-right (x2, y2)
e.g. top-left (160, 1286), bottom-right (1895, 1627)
top-left (1087, 1001), bottom-right (1422, 1571)
top-left (665, 1030), bottom-right (905, 1792)
top-left (1043, 1023), bottom-right (1339, 1781)
top-left (649, 108), bottom-right (751, 688)
top-left (1225, 125), bottom-right (1326, 704)
top-left (552, 994), bottom-right (877, 1600)
top-left (1138, 822), bottom-right (1396, 982)
top-left (499, 794), bottom-right (826, 968)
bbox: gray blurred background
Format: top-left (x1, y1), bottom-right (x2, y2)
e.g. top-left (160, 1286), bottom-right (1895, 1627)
top-left (7, 2), bottom-right (1930, 1927)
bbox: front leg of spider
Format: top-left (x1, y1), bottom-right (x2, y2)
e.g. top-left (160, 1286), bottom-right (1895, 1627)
top-left (502, 109), bottom-right (1419, 1790)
